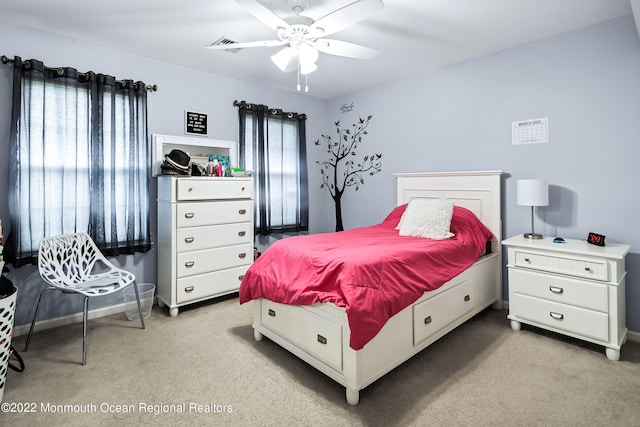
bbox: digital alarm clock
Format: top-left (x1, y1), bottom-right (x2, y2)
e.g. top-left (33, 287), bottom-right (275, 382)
top-left (587, 232), bottom-right (605, 246)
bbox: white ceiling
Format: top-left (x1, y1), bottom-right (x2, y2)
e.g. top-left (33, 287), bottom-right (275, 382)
top-left (0, 0), bottom-right (634, 99)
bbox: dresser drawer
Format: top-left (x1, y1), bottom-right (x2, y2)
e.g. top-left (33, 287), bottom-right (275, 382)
top-left (176, 178), bottom-right (252, 201)
top-left (176, 200), bottom-right (252, 228)
top-left (176, 265), bottom-right (248, 304)
top-left (413, 280), bottom-right (474, 346)
top-left (514, 249), bottom-right (608, 282)
top-left (509, 268), bottom-right (608, 312)
top-left (511, 293), bottom-right (608, 342)
top-left (261, 300), bottom-right (343, 371)
top-left (177, 243), bottom-right (253, 277)
top-left (177, 223), bottom-right (252, 252)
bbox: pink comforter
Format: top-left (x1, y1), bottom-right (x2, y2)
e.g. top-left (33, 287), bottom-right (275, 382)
top-left (239, 205), bottom-right (493, 350)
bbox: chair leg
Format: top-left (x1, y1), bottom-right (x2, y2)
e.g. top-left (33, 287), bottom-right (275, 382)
top-left (132, 283), bottom-right (146, 330)
top-left (82, 296), bottom-right (89, 366)
top-left (23, 287), bottom-right (57, 352)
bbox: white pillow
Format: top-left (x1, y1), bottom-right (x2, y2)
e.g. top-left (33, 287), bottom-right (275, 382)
top-left (398, 198), bottom-right (455, 240)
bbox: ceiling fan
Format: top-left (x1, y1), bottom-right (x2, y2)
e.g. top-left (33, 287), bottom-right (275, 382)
top-left (207, 0), bottom-right (384, 90)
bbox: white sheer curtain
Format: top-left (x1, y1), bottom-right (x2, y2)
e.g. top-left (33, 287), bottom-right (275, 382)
top-left (6, 56), bottom-right (150, 266)
top-left (237, 101), bottom-right (308, 236)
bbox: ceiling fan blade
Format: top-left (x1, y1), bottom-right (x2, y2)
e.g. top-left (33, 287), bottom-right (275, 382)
top-left (236, 0), bottom-right (289, 30)
top-left (314, 39), bottom-right (378, 59)
top-left (206, 40), bottom-right (287, 50)
top-left (310, 0), bottom-right (384, 37)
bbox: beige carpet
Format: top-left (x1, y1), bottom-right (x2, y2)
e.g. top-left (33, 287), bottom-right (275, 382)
top-left (2, 295), bottom-right (640, 427)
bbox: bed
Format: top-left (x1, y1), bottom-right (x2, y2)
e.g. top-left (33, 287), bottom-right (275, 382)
top-left (240, 171), bottom-right (503, 405)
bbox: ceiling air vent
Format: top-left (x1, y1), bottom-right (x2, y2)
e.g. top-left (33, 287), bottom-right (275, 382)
top-left (209, 36), bottom-right (242, 53)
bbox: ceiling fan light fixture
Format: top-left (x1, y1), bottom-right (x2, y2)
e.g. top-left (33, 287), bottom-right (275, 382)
top-left (297, 42), bottom-right (319, 75)
top-left (271, 47), bottom-right (298, 72)
top-left (228, 0), bottom-right (383, 92)
top-left (299, 60), bottom-right (317, 75)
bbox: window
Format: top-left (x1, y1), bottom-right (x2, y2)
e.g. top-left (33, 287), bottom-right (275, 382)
top-left (237, 101), bottom-right (308, 235)
top-left (6, 57), bottom-right (151, 265)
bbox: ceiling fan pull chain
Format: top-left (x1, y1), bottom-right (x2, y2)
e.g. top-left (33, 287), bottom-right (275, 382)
top-left (297, 56), bottom-right (301, 91)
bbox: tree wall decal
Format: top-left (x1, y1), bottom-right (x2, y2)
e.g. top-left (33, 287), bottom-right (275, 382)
top-left (315, 115), bottom-right (382, 231)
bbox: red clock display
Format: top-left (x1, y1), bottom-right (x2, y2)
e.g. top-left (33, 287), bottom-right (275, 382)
top-left (587, 232), bottom-right (606, 246)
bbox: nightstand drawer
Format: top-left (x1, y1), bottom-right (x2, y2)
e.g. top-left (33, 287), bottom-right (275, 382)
top-left (511, 293), bottom-right (608, 342)
top-left (514, 249), bottom-right (608, 282)
top-left (509, 268), bottom-right (608, 312)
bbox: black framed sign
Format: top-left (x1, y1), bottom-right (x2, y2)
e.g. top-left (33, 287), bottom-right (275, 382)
top-left (185, 111), bottom-right (208, 135)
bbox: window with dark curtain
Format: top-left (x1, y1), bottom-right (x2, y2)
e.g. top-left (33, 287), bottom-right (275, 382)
top-left (236, 101), bottom-right (308, 236)
top-left (5, 56), bottom-right (151, 266)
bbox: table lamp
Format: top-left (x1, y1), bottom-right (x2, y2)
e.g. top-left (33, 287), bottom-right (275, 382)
top-left (517, 178), bottom-right (548, 239)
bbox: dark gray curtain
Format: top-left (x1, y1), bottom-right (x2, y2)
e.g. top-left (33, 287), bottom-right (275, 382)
top-left (237, 101), bottom-right (308, 236)
top-left (6, 56), bottom-right (151, 266)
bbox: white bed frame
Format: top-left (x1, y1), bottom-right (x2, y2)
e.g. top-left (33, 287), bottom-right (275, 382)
top-left (251, 171), bottom-right (503, 405)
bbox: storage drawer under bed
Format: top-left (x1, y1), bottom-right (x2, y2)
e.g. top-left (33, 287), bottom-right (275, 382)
top-left (260, 300), bottom-right (343, 372)
top-left (412, 279), bottom-right (475, 346)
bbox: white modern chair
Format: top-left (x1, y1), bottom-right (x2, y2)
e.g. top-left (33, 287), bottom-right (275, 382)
top-left (23, 232), bottom-right (146, 365)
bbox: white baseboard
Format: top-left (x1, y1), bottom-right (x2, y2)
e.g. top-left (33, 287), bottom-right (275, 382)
top-left (626, 329), bottom-right (640, 343)
top-left (12, 300), bottom-right (151, 337)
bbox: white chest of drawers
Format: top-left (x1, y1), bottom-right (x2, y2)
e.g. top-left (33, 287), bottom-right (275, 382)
top-left (157, 176), bottom-right (253, 317)
top-left (503, 235), bottom-right (630, 360)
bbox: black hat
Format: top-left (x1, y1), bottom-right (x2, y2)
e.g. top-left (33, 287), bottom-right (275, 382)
top-left (164, 149), bottom-right (190, 171)
top-left (161, 161), bottom-right (190, 176)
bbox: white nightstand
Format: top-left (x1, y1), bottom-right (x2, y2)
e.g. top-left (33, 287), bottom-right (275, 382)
top-left (503, 235), bottom-right (630, 360)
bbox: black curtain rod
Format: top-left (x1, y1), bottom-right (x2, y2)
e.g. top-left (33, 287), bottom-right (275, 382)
top-left (1, 55), bottom-right (158, 92)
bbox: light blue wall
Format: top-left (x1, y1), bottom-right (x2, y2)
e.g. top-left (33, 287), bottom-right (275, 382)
top-left (324, 15), bottom-right (640, 332)
top-left (2, 15), bottom-right (640, 336)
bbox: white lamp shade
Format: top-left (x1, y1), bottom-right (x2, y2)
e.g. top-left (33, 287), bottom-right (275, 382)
top-left (517, 179), bottom-right (549, 207)
top-left (271, 47), bottom-right (298, 72)
top-left (298, 43), bottom-right (319, 75)
top-left (300, 61), bottom-right (317, 75)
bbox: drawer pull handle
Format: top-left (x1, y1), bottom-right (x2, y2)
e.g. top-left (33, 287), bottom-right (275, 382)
top-left (584, 266), bottom-right (591, 272)
top-left (188, 187), bottom-right (193, 192)
top-left (242, 187), bottom-right (246, 191)
top-left (184, 212), bottom-right (194, 219)
top-left (184, 237), bottom-right (194, 243)
top-left (238, 275), bottom-right (245, 280)
top-left (238, 231), bottom-right (246, 237)
top-left (464, 294), bottom-right (470, 302)
top-left (550, 312), bottom-right (564, 320)
top-left (524, 257), bottom-right (531, 262)
top-left (317, 334), bottom-right (327, 345)
top-left (424, 315), bottom-right (432, 325)
top-left (549, 286), bottom-right (563, 294)
top-left (239, 253), bottom-right (247, 259)
top-left (185, 261), bottom-right (195, 268)
top-left (239, 209), bottom-right (247, 215)
top-left (268, 309), bottom-right (276, 317)
top-left (185, 286), bottom-right (194, 293)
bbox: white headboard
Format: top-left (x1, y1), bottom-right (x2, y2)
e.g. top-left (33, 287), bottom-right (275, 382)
top-left (395, 170), bottom-right (503, 247)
